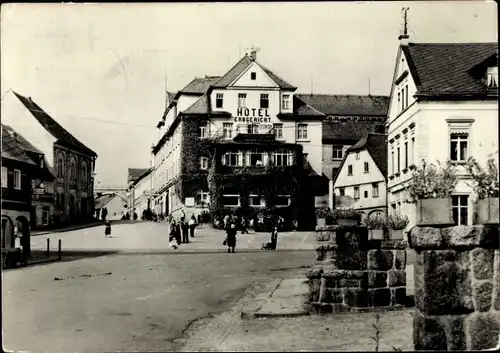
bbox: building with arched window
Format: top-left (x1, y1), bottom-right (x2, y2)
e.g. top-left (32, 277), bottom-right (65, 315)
top-left (2, 91), bottom-right (98, 227)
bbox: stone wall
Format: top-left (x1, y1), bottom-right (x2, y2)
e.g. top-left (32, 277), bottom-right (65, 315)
top-left (409, 225), bottom-right (500, 351)
top-left (308, 225), bottom-right (407, 313)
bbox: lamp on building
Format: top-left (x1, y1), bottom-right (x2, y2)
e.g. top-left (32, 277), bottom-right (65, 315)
top-left (39, 183), bottom-right (45, 189)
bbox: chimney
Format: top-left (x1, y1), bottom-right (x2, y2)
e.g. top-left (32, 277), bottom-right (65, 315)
top-left (250, 50), bottom-right (257, 61)
top-left (399, 7), bottom-right (410, 46)
top-left (398, 33), bottom-right (410, 46)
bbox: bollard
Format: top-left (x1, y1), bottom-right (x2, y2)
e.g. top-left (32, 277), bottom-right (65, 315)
top-left (58, 239), bottom-right (61, 261)
top-left (46, 238), bottom-right (50, 258)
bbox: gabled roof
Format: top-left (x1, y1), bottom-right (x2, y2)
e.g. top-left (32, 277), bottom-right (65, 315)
top-left (293, 96), bottom-right (326, 117)
top-left (180, 76), bottom-right (221, 94)
top-left (212, 54), bottom-right (297, 90)
top-left (2, 124), bottom-right (42, 154)
top-left (13, 92), bottom-right (97, 157)
top-left (167, 91), bottom-right (177, 103)
top-left (323, 119), bottom-right (386, 141)
top-left (401, 42), bottom-right (498, 97)
top-left (347, 132), bottom-right (388, 179)
top-left (296, 94), bottom-right (389, 117)
top-left (129, 167), bottom-right (152, 188)
top-left (183, 94), bottom-right (211, 115)
top-left (1, 125), bottom-right (36, 165)
top-left (128, 168), bottom-right (150, 183)
top-left (95, 193), bottom-right (119, 209)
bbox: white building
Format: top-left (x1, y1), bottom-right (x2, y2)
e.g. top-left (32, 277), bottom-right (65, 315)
top-left (387, 35), bottom-right (498, 228)
top-left (126, 168), bottom-right (152, 218)
top-left (333, 132), bottom-right (388, 218)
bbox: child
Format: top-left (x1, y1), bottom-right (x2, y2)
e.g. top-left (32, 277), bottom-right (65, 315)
top-left (104, 220), bottom-right (111, 237)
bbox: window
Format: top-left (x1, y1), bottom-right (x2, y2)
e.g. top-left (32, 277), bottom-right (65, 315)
top-left (397, 147), bottom-right (400, 173)
top-left (450, 133), bottom-right (468, 162)
top-left (282, 95), bottom-right (290, 110)
top-left (363, 190), bottom-right (368, 198)
top-left (411, 137), bottom-right (415, 165)
top-left (273, 124), bottom-right (283, 139)
top-left (297, 124), bottom-right (308, 140)
top-left (199, 123), bottom-right (207, 138)
top-left (81, 163), bottom-right (88, 188)
top-left (247, 124), bottom-right (258, 134)
top-left (401, 86), bottom-right (405, 111)
top-left (404, 141), bottom-right (408, 169)
top-left (364, 162), bottom-right (369, 173)
top-left (57, 154), bottom-right (64, 178)
top-left (354, 186), bottom-right (359, 199)
top-left (222, 151), bottom-right (242, 166)
top-left (223, 123), bottom-right (233, 139)
top-left (391, 151), bottom-right (394, 175)
top-left (260, 94), bottom-right (269, 109)
top-left (249, 194), bottom-right (264, 207)
top-left (200, 157), bottom-right (208, 170)
top-left (272, 149), bottom-right (293, 166)
top-left (275, 195), bottom-right (291, 207)
top-left (405, 84), bottom-right (409, 107)
top-left (222, 195), bottom-right (240, 207)
top-left (247, 149), bottom-right (265, 167)
top-left (251, 72), bottom-right (256, 80)
top-left (197, 191), bottom-right (210, 206)
top-left (216, 93), bottom-right (224, 108)
top-left (331, 146), bottom-right (343, 160)
top-left (70, 159), bottom-right (77, 181)
top-left (13, 169), bottom-right (21, 190)
top-left (339, 188), bottom-right (345, 196)
top-left (1, 167), bottom-right (7, 188)
top-left (238, 93), bottom-right (247, 108)
top-left (487, 66), bottom-right (498, 88)
top-left (303, 153), bottom-right (309, 169)
top-left (356, 152), bottom-right (360, 160)
top-left (42, 209), bottom-right (49, 226)
top-left (348, 165), bottom-right (353, 175)
top-left (372, 183), bottom-right (379, 198)
top-left (452, 195), bottom-right (469, 225)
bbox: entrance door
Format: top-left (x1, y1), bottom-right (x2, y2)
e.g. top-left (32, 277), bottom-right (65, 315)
top-left (165, 191), bottom-right (169, 216)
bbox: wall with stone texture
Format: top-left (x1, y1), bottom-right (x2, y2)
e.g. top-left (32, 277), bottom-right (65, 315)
top-left (308, 225), bottom-right (407, 313)
top-left (409, 225), bottom-right (500, 351)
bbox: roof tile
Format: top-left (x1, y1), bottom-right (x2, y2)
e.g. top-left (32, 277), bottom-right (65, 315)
top-left (296, 94), bottom-right (389, 116)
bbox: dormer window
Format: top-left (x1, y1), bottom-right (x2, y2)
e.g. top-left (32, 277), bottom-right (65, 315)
top-left (487, 67), bottom-right (498, 88)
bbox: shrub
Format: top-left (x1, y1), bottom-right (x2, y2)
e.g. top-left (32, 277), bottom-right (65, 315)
top-left (465, 156), bottom-right (499, 199)
top-left (332, 207), bottom-right (363, 220)
top-left (407, 159), bottom-right (458, 202)
top-left (387, 212), bottom-right (409, 230)
top-left (362, 213), bottom-right (387, 229)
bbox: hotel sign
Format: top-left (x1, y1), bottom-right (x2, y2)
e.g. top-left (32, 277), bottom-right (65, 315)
top-left (234, 108), bottom-right (272, 124)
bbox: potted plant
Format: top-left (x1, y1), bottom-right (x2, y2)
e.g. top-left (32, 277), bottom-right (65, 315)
top-left (387, 212), bottom-right (409, 240)
top-left (466, 156), bottom-right (499, 224)
top-left (407, 159), bottom-right (458, 225)
top-left (362, 213), bottom-right (387, 240)
top-left (332, 207), bottom-right (363, 226)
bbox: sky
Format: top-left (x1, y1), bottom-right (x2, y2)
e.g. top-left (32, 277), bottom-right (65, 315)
top-left (1, 1), bottom-right (497, 188)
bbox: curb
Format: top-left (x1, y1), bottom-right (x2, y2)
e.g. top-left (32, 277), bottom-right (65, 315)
top-left (244, 310), bottom-right (311, 319)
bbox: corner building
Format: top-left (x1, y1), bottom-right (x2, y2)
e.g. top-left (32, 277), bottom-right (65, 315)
top-left (152, 50), bottom-right (327, 229)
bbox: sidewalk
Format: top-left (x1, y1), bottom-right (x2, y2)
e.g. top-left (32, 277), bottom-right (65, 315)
top-left (175, 276), bottom-right (414, 352)
top-left (31, 221), bottom-right (105, 236)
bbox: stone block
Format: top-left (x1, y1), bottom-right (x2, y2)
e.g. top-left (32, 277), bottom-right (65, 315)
top-left (394, 250), bottom-right (407, 269)
top-left (368, 271), bottom-right (388, 288)
top-left (380, 239), bottom-right (407, 250)
top-left (417, 250), bottom-right (474, 315)
top-left (442, 225), bottom-right (485, 248)
top-left (369, 288), bottom-right (391, 307)
top-left (473, 280), bottom-right (493, 312)
top-left (471, 248), bottom-right (494, 280)
top-left (344, 288), bottom-right (368, 307)
top-left (388, 269), bottom-right (407, 287)
top-left (323, 288), bottom-right (343, 304)
top-left (413, 311), bottom-right (447, 351)
top-left (391, 287), bottom-right (406, 306)
top-left (443, 315), bottom-right (467, 351)
top-left (367, 249), bottom-right (394, 271)
top-left (344, 270), bottom-right (366, 279)
top-left (316, 231), bottom-right (331, 242)
top-left (324, 277), bottom-right (336, 288)
top-left (306, 267), bottom-right (323, 279)
top-left (338, 279), bottom-right (361, 288)
top-left (309, 279), bottom-right (321, 303)
top-left (466, 312), bottom-right (500, 350)
top-left (409, 227), bottom-right (443, 250)
top-left (323, 269), bottom-right (346, 279)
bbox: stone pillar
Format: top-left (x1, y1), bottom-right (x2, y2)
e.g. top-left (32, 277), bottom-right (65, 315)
top-left (409, 225), bottom-right (500, 351)
top-left (308, 225), bottom-right (407, 313)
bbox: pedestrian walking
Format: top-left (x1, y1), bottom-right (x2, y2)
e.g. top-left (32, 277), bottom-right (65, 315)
top-left (261, 226), bottom-right (278, 250)
top-left (225, 223), bottom-right (237, 253)
top-left (180, 217), bottom-right (189, 244)
top-left (104, 220), bottom-right (111, 237)
top-left (223, 214), bottom-right (230, 230)
top-left (169, 220), bottom-right (181, 249)
top-left (189, 215), bottom-right (197, 238)
top-left (240, 216), bottom-right (249, 234)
